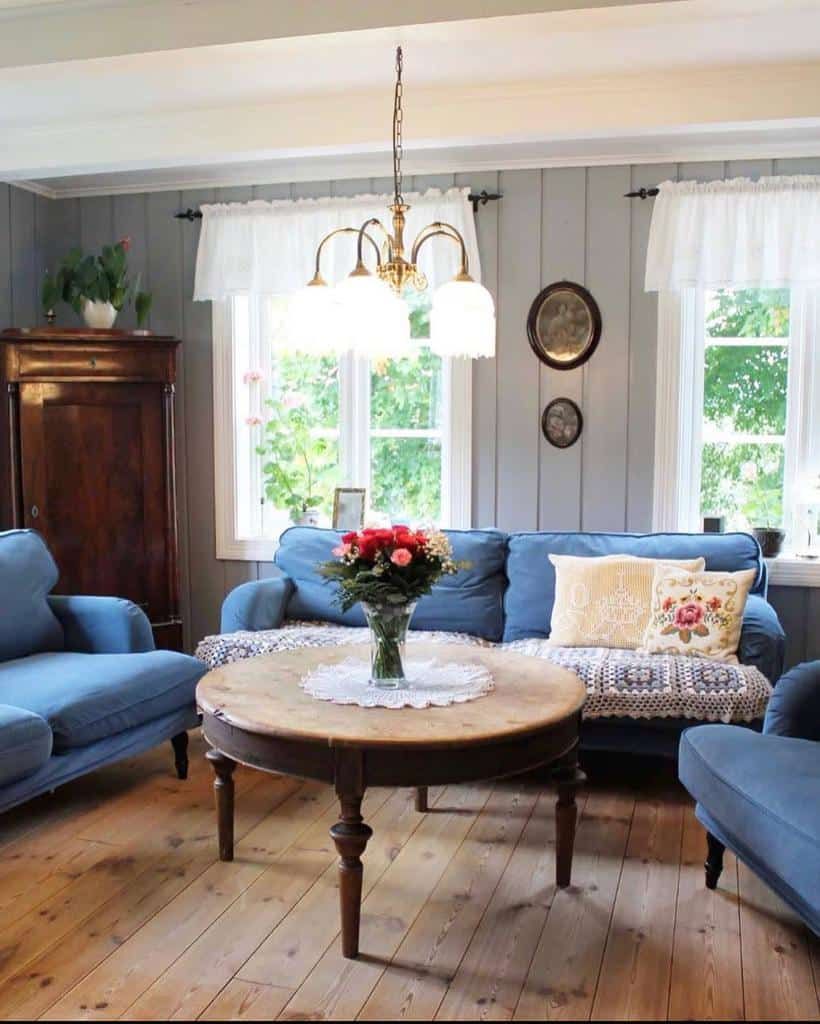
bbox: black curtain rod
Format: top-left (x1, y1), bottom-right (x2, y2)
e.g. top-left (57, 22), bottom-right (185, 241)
top-left (173, 189), bottom-right (502, 221)
top-left (624, 187), bottom-right (660, 200)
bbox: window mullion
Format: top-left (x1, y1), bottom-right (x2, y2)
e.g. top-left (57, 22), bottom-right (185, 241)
top-left (339, 352), bottom-right (371, 490)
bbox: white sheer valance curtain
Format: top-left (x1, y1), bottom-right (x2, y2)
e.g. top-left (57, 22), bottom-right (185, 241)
top-left (645, 175), bottom-right (820, 291)
top-left (194, 186), bottom-right (481, 300)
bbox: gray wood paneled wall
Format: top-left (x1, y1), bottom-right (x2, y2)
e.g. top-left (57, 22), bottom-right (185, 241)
top-left (2, 158), bottom-right (818, 667)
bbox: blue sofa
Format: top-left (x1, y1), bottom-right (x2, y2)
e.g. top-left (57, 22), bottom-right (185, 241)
top-left (679, 661), bottom-right (820, 935)
top-left (0, 529), bottom-right (205, 814)
top-left (213, 526), bottom-right (785, 756)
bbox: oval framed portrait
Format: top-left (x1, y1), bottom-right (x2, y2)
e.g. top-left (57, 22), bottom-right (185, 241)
top-left (527, 281), bottom-right (601, 370)
top-left (541, 397), bottom-right (583, 449)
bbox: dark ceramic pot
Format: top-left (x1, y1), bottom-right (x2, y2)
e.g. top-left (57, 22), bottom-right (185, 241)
top-left (753, 527), bottom-right (786, 558)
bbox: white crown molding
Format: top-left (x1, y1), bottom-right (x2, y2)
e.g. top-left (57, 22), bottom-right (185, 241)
top-left (5, 178), bottom-right (59, 199)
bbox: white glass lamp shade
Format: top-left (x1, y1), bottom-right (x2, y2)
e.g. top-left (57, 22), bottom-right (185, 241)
top-left (429, 279), bottom-right (496, 358)
top-left (334, 273), bottom-right (411, 358)
top-left (281, 283), bottom-right (352, 355)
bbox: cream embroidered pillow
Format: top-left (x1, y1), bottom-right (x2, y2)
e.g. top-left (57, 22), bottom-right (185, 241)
top-left (547, 554), bottom-right (706, 650)
top-left (641, 567), bottom-right (756, 662)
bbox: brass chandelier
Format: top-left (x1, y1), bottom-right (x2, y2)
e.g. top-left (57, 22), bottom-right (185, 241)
top-left (290, 47), bottom-right (496, 359)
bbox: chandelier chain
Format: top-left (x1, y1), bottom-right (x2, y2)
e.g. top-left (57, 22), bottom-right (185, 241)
top-left (393, 46), bottom-right (403, 207)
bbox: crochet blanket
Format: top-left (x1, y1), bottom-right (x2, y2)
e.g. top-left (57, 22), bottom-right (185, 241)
top-left (195, 622), bottom-right (771, 724)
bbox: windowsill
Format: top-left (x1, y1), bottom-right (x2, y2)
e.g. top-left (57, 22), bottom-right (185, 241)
top-left (766, 553), bottom-right (820, 587)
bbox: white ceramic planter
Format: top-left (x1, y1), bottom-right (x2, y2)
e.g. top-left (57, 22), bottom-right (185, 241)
top-left (297, 507), bottom-right (321, 527)
top-left (82, 300), bottom-right (117, 330)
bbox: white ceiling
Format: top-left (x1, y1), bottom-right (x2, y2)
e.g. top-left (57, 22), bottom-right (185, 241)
top-left (3, 0), bottom-right (820, 195)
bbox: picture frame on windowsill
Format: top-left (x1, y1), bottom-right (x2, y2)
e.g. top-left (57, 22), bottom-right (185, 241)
top-left (333, 488), bottom-right (367, 532)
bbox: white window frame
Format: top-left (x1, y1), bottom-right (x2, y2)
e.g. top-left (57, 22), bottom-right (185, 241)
top-left (652, 287), bottom-right (820, 586)
top-left (213, 298), bottom-right (472, 561)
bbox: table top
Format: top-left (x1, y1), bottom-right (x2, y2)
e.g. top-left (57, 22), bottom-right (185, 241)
top-left (196, 642), bottom-right (586, 750)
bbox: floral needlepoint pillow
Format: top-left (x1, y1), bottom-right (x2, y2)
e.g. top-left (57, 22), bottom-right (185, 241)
top-left (641, 567), bottom-right (756, 662)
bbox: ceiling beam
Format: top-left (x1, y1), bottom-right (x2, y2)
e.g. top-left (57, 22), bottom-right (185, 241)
top-left (4, 61), bottom-right (819, 182)
top-left (0, 0), bottom-right (673, 69)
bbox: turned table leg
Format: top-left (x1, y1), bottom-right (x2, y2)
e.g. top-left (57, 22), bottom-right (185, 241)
top-left (553, 742), bottom-right (586, 888)
top-left (206, 749), bottom-right (236, 862)
top-left (330, 794), bottom-right (373, 958)
top-left (415, 786), bottom-right (429, 812)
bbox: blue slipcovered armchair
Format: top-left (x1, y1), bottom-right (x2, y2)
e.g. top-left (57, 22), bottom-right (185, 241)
top-left (0, 529), bottom-right (205, 813)
top-left (679, 661), bottom-right (820, 935)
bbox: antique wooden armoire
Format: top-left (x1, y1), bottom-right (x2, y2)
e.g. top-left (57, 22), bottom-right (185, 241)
top-left (0, 329), bottom-right (183, 650)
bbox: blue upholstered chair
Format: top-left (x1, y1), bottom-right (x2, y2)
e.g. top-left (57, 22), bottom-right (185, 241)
top-left (679, 661), bottom-right (820, 935)
top-left (0, 529), bottom-right (205, 813)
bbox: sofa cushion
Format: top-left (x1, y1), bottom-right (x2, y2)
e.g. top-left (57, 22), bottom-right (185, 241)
top-left (0, 530), bottom-right (64, 663)
top-left (679, 725), bottom-right (820, 934)
top-left (504, 531), bottom-right (764, 642)
top-left (0, 651), bottom-right (204, 749)
top-left (276, 527), bottom-right (509, 641)
top-left (0, 704), bottom-right (53, 786)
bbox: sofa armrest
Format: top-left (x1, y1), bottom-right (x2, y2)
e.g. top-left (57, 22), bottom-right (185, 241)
top-left (48, 595), bottom-right (155, 654)
top-left (220, 575), bottom-right (294, 634)
top-left (739, 594), bottom-right (786, 682)
top-left (764, 661), bottom-right (820, 741)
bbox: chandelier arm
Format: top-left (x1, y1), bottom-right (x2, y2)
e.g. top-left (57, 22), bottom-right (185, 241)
top-left (410, 222), bottom-right (470, 278)
top-left (313, 226), bottom-right (382, 282)
top-left (355, 217), bottom-right (390, 269)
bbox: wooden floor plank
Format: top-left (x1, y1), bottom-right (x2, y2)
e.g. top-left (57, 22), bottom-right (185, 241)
top-left (0, 775), bottom-right (302, 1021)
top-left (590, 788), bottom-right (684, 1021)
top-left (236, 786), bottom-right (437, 992)
top-left (120, 787), bottom-right (396, 1020)
top-left (668, 804), bottom-right (744, 1021)
top-left (432, 787), bottom-right (569, 1021)
top-left (199, 979), bottom-right (294, 1020)
top-left (40, 780), bottom-right (336, 1021)
top-left (737, 860), bottom-right (820, 1021)
top-left (513, 789), bottom-right (634, 1021)
top-left (1, 740), bottom-right (817, 1023)
top-left (278, 783), bottom-right (493, 1021)
top-left (359, 782), bottom-right (541, 1021)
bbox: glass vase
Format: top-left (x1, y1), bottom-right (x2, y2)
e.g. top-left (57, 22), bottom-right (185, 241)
top-left (361, 601), bottom-right (417, 688)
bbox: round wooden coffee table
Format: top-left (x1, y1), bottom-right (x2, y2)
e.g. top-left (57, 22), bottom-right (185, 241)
top-left (197, 641), bottom-right (586, 959)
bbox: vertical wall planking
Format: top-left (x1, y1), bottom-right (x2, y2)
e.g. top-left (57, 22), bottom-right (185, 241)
top-left (180, 187), bottom-right (222, 645)
top-left (457, 170), bottom-right (499, 528)
top-left (582, 165), bottom-right (631, 531)
top-left (0, 185), bottom-right (11, 329)
top-left (538, 166), bottom-right (586, 531)
top-left (495, 168), bottom-right (541, 532)
top-left (9, 187), bottom-right (36, 327)
top-left (626, 162), bottom-right (669, 533)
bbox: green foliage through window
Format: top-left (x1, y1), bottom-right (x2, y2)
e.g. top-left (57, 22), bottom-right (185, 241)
top-left (700, 289), bottom-right (790, 531)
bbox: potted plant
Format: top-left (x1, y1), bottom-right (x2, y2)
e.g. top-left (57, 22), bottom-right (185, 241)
top-left (256, 392), bottom-right (336, 524)
top-left (745, 486), bottom-right (786, 558)
top-left (42, 238), bottom-right (152, 330)
top-left (319, 527), bottom-right (463, 686)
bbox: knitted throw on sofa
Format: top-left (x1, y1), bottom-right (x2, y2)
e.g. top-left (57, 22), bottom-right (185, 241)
top-left (195, 622), bottom-right (771, 724)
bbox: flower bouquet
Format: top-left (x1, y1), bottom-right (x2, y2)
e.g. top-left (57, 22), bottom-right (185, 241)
top-left (318, 527), bottom-right (462, 687)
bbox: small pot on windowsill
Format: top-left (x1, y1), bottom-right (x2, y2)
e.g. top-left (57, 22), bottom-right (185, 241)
top-left (753, 526), bottom-right (786, 558)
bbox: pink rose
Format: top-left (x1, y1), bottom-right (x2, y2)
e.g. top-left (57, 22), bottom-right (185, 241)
top-left (674, 602), bottom-right (704, 629)
top-left (390, 548), bottom-right (413, 567)
top-left (332, 542), bottom-right (352, 557)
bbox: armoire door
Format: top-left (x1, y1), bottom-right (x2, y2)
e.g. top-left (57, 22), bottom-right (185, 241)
top-left (17, 381), bottom-right (173, 624)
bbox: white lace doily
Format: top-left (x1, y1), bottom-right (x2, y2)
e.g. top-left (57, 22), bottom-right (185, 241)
top-left (300, 657), bottom-right (495, 709)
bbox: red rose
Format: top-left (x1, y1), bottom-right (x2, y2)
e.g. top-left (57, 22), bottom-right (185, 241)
top-left (341, 531), bottom-right (358, 544)
top-left (674, 602), bottom-right (704, 629)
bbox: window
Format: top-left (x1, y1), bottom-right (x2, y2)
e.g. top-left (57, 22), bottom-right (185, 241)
top-left (214, 295), bottom-right (472, 560)
top-left (653, 286), bottom-right (820, 583)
